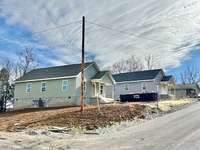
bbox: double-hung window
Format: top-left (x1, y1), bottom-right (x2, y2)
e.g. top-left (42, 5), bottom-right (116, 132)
top-left (41, 82), bottom-right (47, 92)
top-left (62, 80), bottom-right (69, 92)
top-left (100, 84), bottom-right (104, 95)
top-left (26, 83), bottom-right (32, 93)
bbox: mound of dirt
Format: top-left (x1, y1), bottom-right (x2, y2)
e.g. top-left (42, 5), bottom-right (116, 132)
top-left (0, 104), bottom-right (153, 131)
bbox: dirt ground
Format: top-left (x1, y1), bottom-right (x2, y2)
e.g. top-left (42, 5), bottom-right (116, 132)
top-left (0, 99), bottom-right (195, 132)
top-left (0, 104), bottom-right (153, 132)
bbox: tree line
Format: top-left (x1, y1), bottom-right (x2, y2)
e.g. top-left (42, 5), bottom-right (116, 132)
top-left (1, 47), bottom-right (38, 83)
top-left (110, 54), bottom-right (160, 74)
top-left (0, 47), bottom-right (38, 110)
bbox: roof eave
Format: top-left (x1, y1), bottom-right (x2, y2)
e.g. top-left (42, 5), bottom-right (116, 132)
top-left (15, 75), bottom-right (77, 83)
top-left (115, 79), bottom-right (155, 84)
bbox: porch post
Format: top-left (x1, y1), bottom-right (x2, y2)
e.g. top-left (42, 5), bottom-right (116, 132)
top-left (97, 82), bottom-right (101, 112)
top-left (94, 82), bottom-right (97, 96)
top-left (99, 82), bottom-right (101, 95)
top-left (112, 85), bottom-right (114, 99)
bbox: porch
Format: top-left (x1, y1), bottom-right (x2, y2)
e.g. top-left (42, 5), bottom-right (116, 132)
top-left (91, 80), bottom-right (114, 103)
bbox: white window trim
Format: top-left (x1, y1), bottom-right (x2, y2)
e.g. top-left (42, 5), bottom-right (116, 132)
top-left (41, 82), bottom-right (47, 92)
top-left (26, 83), bottom-right (32, 93)
top-left (62, 80), bottom-right (69, 92)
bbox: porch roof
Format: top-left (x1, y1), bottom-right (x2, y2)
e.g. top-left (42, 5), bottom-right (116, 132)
top-left (161, 75), bottom-right (173, 82)
top-left (91, 71), bottom-right (109, 80)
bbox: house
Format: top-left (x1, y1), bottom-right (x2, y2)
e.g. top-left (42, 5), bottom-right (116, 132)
top-left (14, 62), bottom-right (115, 110)
top-left (112, 69), bottom-right (175, 100)
top-left (174, 84), bottom-right (200, 98)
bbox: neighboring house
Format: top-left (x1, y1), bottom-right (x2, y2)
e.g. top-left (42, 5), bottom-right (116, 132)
top-left (14, 62), bottom-right (115, 110)
top-left (174, 84), bottom-right (200, 98)
top-left (160, 75), bottom-right (176, 98)
top-left (112, 69), bottom-right (175, 100)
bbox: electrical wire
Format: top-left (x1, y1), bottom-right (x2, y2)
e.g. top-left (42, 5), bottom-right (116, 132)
top-left (32, 20), bottom-right (81, 34)
top-left (0, 20), bottom-right (81, 44)
top-left (86, 20), bottom-right (180, 47)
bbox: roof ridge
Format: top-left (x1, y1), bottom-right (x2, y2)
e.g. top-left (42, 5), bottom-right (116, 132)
top-left (32, 61), bottom-right (94, 71)
top-left (113, 69), bottom-right (162, 75)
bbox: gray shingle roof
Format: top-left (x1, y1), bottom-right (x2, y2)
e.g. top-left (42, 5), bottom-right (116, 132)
top-left (161, 75), bottom-right (173, 82)
top-left (112, 69), bottom-right (163, 82)
top-left (16, 62), bottom-right (94, 82)
top-left (91, 71), bottom-right (109, 80)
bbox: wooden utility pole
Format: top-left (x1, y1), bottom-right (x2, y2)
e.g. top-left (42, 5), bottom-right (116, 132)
top-left (80, 16), bottom-right (85, 112)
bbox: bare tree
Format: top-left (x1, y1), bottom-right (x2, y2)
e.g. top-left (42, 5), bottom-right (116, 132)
top-left (0, 47), bottom-right (39, 81)
top-left (17, 47), bottom-right (38, 76)
top-left (144, 54), bottom-right (156, 70)
top-left (125, 55), bottom-right (143, 72)
top-left (110, 60), bottom-right (127, 74)
top-left (180, 65), bottom-right (200, 85)
top-left (0, 68), bottom-right (9, 83)
top-left (110, 55), bottom-right (143, 74)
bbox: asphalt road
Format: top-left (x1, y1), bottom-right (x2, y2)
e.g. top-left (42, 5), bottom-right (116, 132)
top-left (71, 102), bottom-right (200, 150)
top-left (1, 102), bottom-right (200, 150)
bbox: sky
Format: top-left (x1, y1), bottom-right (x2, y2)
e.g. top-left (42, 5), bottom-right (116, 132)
top-left (0, 0), bottom-right (200, 81)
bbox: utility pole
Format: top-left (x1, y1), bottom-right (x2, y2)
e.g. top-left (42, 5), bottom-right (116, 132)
top-left (80, 16), bottom-right (85, 112)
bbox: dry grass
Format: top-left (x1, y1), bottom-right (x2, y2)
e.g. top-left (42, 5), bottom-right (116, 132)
top-left (152, 99), bottom-right (193, 112)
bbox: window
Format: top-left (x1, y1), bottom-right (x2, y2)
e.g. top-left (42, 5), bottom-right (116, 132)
top-left (41, 82), bottom-right (47, 92)
top-left (83, 81), bottom-right (86, 92)
top-left (142, 83), bottom-right (146, 93)
top-left (62, 80), bottom-right (69, 91)
top-left (125, 84), bottom-right (129, 90)
top-left (26, 83), bottom-right (32, 93)
top-left (100, 84), bottom-right (104, 95)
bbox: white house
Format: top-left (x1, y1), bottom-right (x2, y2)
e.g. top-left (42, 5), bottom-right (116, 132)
top-left (112, 69), bottom-right (175, 100)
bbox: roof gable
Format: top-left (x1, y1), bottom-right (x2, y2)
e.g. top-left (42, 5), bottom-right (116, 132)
top-left (16, 62), bottom-right (94, 82)
top-left (112, 69), bottom-right (163, 83)
top-left (91, 71), bottom-right (109, 80)
top-left (161, 75), bottom-right (174, 82)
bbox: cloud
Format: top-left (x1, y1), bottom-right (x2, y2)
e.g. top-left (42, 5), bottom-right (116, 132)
top-left (0, 0), bottom-right (200, 69)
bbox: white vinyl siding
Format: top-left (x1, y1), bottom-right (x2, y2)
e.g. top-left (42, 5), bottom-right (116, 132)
top-left (114, 81), bottom-right (157, 100)
top-left (26, 83), bottom-right (32, 93)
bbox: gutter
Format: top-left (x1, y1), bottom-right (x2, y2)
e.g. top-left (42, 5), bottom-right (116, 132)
top-left (115, 79), bottom-right (155, 84)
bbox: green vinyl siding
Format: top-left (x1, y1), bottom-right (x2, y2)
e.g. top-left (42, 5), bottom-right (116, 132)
top-left (15, 78), bottom-right (76, 99)
top-left (14, 78), bottom-right (77, 109)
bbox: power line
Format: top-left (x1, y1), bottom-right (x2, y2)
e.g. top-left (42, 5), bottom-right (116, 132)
top-left (32, 20), bottom-right (81, 34)
top-left (0, 20), bottom-right (81, 44)
top-left (86, 20), bottom-right (179, 47)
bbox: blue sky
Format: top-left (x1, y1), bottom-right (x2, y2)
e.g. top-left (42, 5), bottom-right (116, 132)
top-left (167, 50), bottom-right (200, 83)
top-left (0, 0), bottom-right (200, 81)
